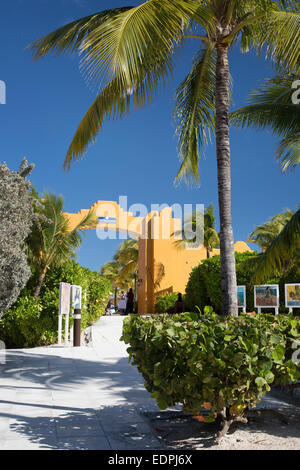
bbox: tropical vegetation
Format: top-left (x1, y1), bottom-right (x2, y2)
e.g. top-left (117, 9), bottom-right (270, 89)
top-left (231, 74), bottom-right (300, 282)
top-left (121, 311), bottom-right (300, 439)
top-left (0, 184), bottom-right (110, 348)
top-left (231, 74), bottom-right (300, 173)
top-left (100, 238), bottom-right (139, 290)
top-left (247, 209), bottom-right (294, 252)
top-left (29, 0), bottom-right (300, 316)
top-left (0, 159), bottom-right (40, 317)
top-left (173, 203), bottom-right (219, 257)
top-left (27, 192), bottom-right (97, 298)
top-left (0, 261), bottom-right (111, 348)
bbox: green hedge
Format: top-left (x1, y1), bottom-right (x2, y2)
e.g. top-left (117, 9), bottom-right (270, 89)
top-left (155, 292), bottom-right (178, 314)
top-left (185, 251), bottom-right (300, 314)
top-left (0, 261), bottom-right (111, 348)
top-left (121, 312), bottom-right (300, 421)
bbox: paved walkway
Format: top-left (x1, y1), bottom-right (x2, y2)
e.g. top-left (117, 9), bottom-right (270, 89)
top-left (0, 315), bottom-right (297, 450)
top-left (0, 316), bottom-right (166, 450)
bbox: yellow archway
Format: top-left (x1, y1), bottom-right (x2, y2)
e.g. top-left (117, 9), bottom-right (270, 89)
top-left (64, 201), bottom-right (251, 313)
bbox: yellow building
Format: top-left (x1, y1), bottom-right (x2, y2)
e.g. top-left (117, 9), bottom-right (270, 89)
top-left (64, 201), bottom-right (251, 313)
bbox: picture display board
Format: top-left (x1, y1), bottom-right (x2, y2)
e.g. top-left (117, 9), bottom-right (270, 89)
top-left (59, 282), bottom-right (71, 315)
top-left (285, 283), bottom-right (300, 312)
top-left (71, 285), bottom-right (82, 310)
top-left (237, 286), bottom-right (246, 312)
top-left (254, 284), bottom-right (279, 315)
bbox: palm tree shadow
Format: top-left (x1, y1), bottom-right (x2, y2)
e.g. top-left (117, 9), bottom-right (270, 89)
top-left (3, 403), bottom-right (164, 450)
top-left (1, 350), bottom-right (300, 449)
top-left (0, 350), bottom-right (164, 449)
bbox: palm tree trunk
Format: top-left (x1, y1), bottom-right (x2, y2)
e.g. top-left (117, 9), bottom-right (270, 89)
top-left (34, 270), bottom-right (46, 298)
top-left (215, 44), bottom-right (238, 317)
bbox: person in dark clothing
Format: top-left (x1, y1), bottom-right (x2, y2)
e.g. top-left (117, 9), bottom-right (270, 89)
top-left (174, 293), bottom-right (185, 314)
top-left (126, 288), bottom-right (134, 314)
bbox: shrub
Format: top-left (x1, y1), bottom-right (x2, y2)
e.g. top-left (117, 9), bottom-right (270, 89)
top-left (155, 292), bottom-right (178, 313)
top-left (121, 312), bottom-right (300, 436)
top-left (0, 260), bottom-right (111, 348)
top-left (0, 296), bottom-right (55, 348)
top-left (185, 251), bottom-right (300, 314)
top-left (0, 159), bottom-right (39, 317)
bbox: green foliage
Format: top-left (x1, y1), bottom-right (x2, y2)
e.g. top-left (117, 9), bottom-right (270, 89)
top-left (185, 251), bottom-right (300, 314)
top-left (100, 238), bottom-right (139, 289)
top-left (155, 293), bottom-right (178, 314)
top-left (231, 74), bottom-right (300, 173)
top-left (0, 159), bottom-right (37, 317)
top-left (121, 313), bottom-right (300, 420)
top-left (0, 260), bottom-right (111, 348)
top-left (253, 207), bottom-right (300, 283)
top-left (29, 2), bottom-right (300, 170)
top-left (185, 252), bottom-right (258, 314)
top-left (27, 191), bottom-right (97, 297)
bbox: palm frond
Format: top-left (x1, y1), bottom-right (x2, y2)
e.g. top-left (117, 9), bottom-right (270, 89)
top-left (62, 0), bottom-right (195, 167)
top-left (231, 74), bottom-right (300, 171)
top-left (276, 133), bottom-right (300, 171)
top-left (174, 46), bottom-right (216, 185)
top-left (64, 64), bottom-right (172, 167)
top-left (253, 207), bottom-right (300, 282)
top-left (247, 209), bottom-right (294, 251)
top-left (28, 8), bottom-right (132, 59)
top-left (256, 10), bottom-right (300, 72)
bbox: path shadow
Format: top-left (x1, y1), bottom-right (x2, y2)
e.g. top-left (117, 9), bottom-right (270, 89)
top-left (0, 404), bottom-right (164, 450)
top-left (1, 350), bottom-right (299, 449)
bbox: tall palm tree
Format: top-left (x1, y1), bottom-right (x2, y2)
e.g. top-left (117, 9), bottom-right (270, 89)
top-left (231, 74), bottom-right (300, 172)
top-left (100, 246), bottom-right (138, 307)
top-left (100, 260), bottom-right (122, 307)
top-left (204, 204), bottom-right (220, 258)
top-left (29, 1), bottom-right (300, 315)
top-left (27, 192), bottom-right (97, 297)
top-left (247, 209), bottom-right (294, 252)
top-left (173, 203), bottom-right (219, 258)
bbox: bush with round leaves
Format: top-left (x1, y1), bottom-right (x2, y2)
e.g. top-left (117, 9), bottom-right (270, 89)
top-left (121, 311), bottom-right (300, 435)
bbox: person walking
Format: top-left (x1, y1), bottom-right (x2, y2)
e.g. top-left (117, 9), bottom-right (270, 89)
top-left (126, 288), bottom-right (134, 314)
top-left (174, 293), bottom-right (185, 314)
top-left (117, 291), bottom-right (127, 315)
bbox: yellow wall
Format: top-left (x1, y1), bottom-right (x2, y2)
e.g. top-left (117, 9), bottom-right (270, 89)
top-left (64, 202), bottom-right (251, 314)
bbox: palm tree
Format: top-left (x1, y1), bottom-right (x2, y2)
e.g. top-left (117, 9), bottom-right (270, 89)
top-left (29, 1), bottom-right (300, 315)
top-left (100, 238), bottom-right (139, 302)
top-left (231, 74), bottom-right (300, 172)
top-left (247, 209), bottom-right (294, 252)
top-left (113, 238), bottom-right (139, 279)
top-left (100, 260), bottom-right (122, 308)
top-left (114, 238), bottom-right (139, 300)
top-left (173, 203), bottom-right (219, 258)
top-left (27, 192), bottom-right (97, 297)
top-left (204, 204), bottom-right (220, 258)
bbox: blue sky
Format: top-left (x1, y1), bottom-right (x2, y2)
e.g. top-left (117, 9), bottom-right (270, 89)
top-left (1, 0), bottom-right (299, 272)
